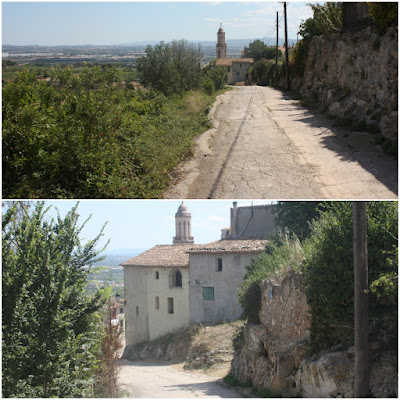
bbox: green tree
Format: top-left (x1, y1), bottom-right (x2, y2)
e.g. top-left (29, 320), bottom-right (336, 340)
top-left (302, 201), bottom-right (398, 352)
top-left (2, 202), bottom-right (107, 397)
top-left (137, 40), bottom-right (203, 96)
top-left (367, 2), bottom-right (398, 30)
top-left (243, 40), bottom-right (281, 62)
top-left (273, 201), bottom-right (324, 241)
top-left (299, 2), bottom-right (343, 40)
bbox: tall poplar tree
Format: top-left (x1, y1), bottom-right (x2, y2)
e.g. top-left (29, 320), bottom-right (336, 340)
top-left (2, 202), bottom-right (107, 397)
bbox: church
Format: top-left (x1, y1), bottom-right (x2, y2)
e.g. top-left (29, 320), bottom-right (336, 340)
top-left (215, 24), bottom-right (254, 85)
top-left (122, 202), bottom-right (275, 347)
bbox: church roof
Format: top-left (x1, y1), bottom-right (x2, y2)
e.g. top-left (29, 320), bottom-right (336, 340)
top-left (186, 239), bottom-right (268, 254)
top-left (216, 58), bottom-right (254, 67)
top-left (121, 244), bottom-right (200, 268)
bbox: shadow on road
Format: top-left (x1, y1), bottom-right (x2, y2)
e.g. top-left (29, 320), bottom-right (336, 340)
top-left (289, 105), bottom-right (398, 196)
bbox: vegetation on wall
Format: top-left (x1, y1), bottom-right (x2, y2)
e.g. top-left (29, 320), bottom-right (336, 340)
top-left (367, 2), bottom-right (398, 31)
top-left (239, 201), bottom-right (398, 353)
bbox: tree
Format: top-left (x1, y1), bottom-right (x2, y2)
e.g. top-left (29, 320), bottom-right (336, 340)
top-left (2, 202), bottom-right (107, 397)
top-left (302, 201), bottom-right (398, 352)
top-left (298, 2), bottom-right (343, 40)
top-left (137, 40), bottom-right (203, 96)
top-left (273, 201), bottom-right (324, 241)
top-left (243, 40), bottom-right (280, 62)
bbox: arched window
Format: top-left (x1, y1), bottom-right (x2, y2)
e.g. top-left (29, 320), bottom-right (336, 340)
top-left (170, 269), bottom-right (183, 288)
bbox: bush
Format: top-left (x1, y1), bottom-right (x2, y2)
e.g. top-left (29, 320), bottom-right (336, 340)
top-left (238, 233), bottom-right (304, 323)
top-left (368, 2), bottom-right (398, 30)
top-left (302, 202), bottom-right (398, 351)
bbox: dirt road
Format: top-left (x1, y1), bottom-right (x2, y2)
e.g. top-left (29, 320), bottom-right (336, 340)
top-left (164, 86), bottom-right (397, 199)
top-left (118, 359), bottom-right (243, 398)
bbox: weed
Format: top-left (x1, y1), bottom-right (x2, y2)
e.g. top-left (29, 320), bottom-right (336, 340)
top-left (254, 387), bottom-right (283, 398)
top-left (223, 373), bottom-right (252, 388)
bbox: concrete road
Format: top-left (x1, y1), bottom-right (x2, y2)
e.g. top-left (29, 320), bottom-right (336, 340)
top-left (118, 359), bottom-right (243, 398)
top-left (164, 86), bottom-right (397, 199)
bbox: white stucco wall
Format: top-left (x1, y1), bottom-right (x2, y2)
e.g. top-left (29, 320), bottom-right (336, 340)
top-left (228, 62), bottom-right (252, 84)
top-left (124, 266), bottom-right (150, 346)
top-left (189, 252), bottom-right (259, 323)
top-left (124, 265), bottom-right (190, 346)
top-left (147, 267), bottom-right (190, 341)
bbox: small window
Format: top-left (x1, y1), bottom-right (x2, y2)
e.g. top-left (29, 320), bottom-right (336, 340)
top-left (216, 258), bottom-right (223, 272)
top-left (155, 271), bottom-right (159, 280)
top-left (236, 71), bottom-right (240, 77)
top-left (136, 306), bottom-right (139, 316)
top-left (228, 67), bottom-right (230, 72)
top-left (170, 269), bottom-right (183, 288)
top-left (155, 296), bottom-right (160, 310)
top-left (240, 63), bottom-right (242, 68)
top-left (120, 308), bottom-right (123, 314)
top-left (203, 287), bottom-right (214, 301)
top-left (168, 298), bottom-right (174, 314)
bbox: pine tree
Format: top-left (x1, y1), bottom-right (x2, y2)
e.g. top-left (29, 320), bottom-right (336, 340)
top-left (2, 201), bottom-right (107, 397)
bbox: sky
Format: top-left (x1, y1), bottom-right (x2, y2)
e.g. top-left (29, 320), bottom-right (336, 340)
top-left (2, 2), bottom-right (314, 46)
top-left (30, 200), bottom-right (276, 253)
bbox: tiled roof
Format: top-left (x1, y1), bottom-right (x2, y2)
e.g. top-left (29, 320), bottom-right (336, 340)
top-left (216, 58), bottom-right (254, 67)
top-left (121, 244), bottom-right (200, 268)
top-left (186, 239), bottom-right (268, 254)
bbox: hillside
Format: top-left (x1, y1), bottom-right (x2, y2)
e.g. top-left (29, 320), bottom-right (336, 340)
top-left (123, 320), bottom-right (244, 378)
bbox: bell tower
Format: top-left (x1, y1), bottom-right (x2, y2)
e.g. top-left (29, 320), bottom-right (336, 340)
top-left (173, 202), bottom-right (194, 244)
top-left (216, 23), bottom-right (227, 59)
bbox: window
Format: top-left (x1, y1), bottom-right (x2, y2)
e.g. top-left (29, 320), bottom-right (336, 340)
top-left (155, 271), bottom-right (159, 280)
top-left (240, 63), bottom-right (242, 68)
top-left (168, 298), bottom-right (174, 314)
top-left (218, 50), bottom-right (221, 58)
top-left (216, 258), bottom-right (223, 272)
top-left (155, 296), bottom-right (160, 310)
top-left (120, 308), bottom-right (123, 314)
top-left (136, 306), bottom-right (139, 316)
top-left (203, 287), bottom-right (214, 300)
top-left (236, 71), bottom-right (240, 77)
top-left (170, 269), bottom-right (183, 288)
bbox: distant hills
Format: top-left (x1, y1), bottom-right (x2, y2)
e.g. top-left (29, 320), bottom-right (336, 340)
top-left (94, 248), bottom-right (145, 267)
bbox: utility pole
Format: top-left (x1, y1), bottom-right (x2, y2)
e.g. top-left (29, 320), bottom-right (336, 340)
top-left (283, 2), bottom-right (290, 90)
top-left (275, 11), bottom-right (278, 87)
top-left (353, 202), bottom-right (369, 397)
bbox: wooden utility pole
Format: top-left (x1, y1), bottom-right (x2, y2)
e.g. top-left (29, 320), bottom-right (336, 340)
top-left (284, 2), bottom-right (290, 90)
top-left (275, 11), bottom-right (278, 87)
top-left (353, 202), bottom-right (369, 397)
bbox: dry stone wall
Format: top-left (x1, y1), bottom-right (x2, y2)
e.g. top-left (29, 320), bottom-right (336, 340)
top-left (230, 271), bottom-right (398, 397)
top-left (298, 26), bottom-right (398, 143)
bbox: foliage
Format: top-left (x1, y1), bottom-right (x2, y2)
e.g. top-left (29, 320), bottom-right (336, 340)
top-left (289, 39), bottom-right (309, 78)
top-left (238, 233), bottom-right (304, 323)
top-left (137, 40), bottom-right (202, 96)
top-left (243, 40), bottom-right (281, 62)
top-left (3, 59), bottom-right (18, 67)
top-left (299, 2), bottom-right (343, 40)
top-left (250, 59), bottom-right (285, 87)
top-left (273, 201), bottom-right (324, 241)
top-left (203, 65), bottom-right (228, 91)
top-left (302, 201), bottom-right (398, 352)
top-left (367, 2), bottom-right (398, 30)
top-left (2, 202), bottom-right (107, 397)
top-left (3, 65), bottom-right (214, 198)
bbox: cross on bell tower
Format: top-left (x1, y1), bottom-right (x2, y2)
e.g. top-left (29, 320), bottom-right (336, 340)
top-left (216, 23), bottom-right (227, 59)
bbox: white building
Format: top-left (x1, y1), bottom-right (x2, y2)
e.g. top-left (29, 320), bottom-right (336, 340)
top-left (122, 202), bottom-right (197, 347)
top-left (123, 202), bottom-right (276, 346)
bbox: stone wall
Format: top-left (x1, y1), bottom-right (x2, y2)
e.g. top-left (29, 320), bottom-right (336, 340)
top-left (298, 26), bottom-right (398, 143)
top-left (230, 271), bottom-right (398, 397)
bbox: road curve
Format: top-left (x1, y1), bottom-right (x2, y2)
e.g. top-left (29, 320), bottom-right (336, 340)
top-left (164, 86), bottom-right (397, 199)
top-left (118, 359), bottom-right (243, 398)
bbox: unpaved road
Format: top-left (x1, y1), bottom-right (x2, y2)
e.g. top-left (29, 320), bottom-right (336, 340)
top-left (118, 359), bottom-right (243, 398)
top-left (164, 86), bottom-right (397, 199)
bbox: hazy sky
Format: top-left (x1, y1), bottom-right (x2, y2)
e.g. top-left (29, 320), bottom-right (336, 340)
top-left (2, 2), bottom-right (314, 46)
top-left (34, 200), bottom-right (275, 252)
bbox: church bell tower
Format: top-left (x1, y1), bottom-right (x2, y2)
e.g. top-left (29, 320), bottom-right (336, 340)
top-left (173, 202), bottom-right (194, 244)
top-left (216, 23), bottom-right (227, 59)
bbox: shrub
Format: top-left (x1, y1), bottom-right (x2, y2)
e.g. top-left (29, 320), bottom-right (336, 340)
top-left (238, 233), bottom-right (304, 323)
top-left (302, 202), bottom-right (398, 351)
